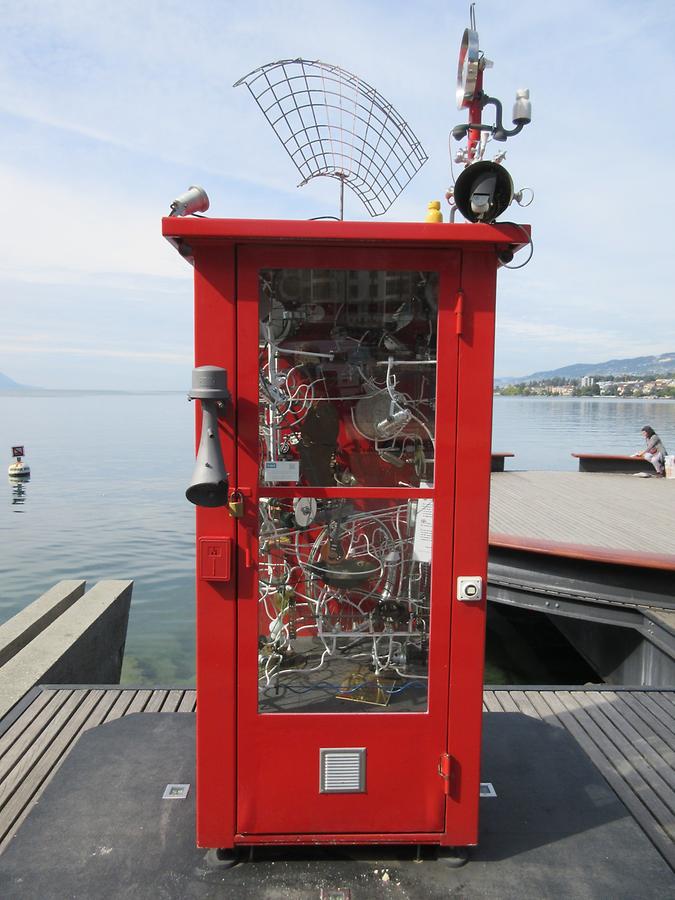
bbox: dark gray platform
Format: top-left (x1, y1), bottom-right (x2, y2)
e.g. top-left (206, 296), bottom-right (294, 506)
top-left (0, 711), bottom-right (672, 899)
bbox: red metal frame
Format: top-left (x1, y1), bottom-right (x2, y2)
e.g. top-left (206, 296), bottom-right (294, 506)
top-left (164, 217), bottom-right (524, 850)
top-left (236, 244), bottom-right (458, 839)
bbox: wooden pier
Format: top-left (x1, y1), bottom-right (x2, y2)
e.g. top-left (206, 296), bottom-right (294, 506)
top-left (488, 471), bottom-right (675, 685)
top-left (0, 685), bottom-right (672, 874)
top-left (489, 470), bottom-right (675, 569)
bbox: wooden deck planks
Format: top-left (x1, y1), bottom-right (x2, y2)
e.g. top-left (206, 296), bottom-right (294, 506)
top-left (590, 692), bottom-right (675, 790)
top-left (0, 689), bottom-right (103, 851)
top-left (144, 690), bottom-right (168, 713)
top-left (482, 689), bottom-right (675, 869)
top-left (490, 471), bottom-right (675, 559)
top-left (0, 689), bottom-right (63, 763)
top-left (521, 690), bottom-right (675, 869)
top-left (565, 691), bottom-right (675, 836)
top-left (0, 687), bottom-right (672, 869)
top-left (178, 690), bottom-right (196, 712)
top-left (650, 692), bottom-right (675, 718)
top-left (603, 692), bottom-right (675, 773)
top-left (483, 692), bottom-right (502, 713)
top-left (125, 689), bottom-right (154, 714)
top-left (617, 691), bottom-right (675, 746)
top-left (163, 689), bottom-right (185, 712)
top-left (631, 692), bottom-right (675, 734)
top-left (0, 690), bottom-right (74, 792)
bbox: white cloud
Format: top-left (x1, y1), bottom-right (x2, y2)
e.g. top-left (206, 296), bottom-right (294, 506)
top-left (496, 317), bottom-right (667, 355)
top-left (0, 337), bottom-right (191, 363)
top-left (0, 164), bottom-right (188, 283)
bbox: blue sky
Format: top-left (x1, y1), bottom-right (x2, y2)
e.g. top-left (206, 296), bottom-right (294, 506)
top-left (1, 0), bottom-right (674, 388)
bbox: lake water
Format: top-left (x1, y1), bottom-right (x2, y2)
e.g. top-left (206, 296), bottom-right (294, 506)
top-left (2, 393), bottom-right (674, 685)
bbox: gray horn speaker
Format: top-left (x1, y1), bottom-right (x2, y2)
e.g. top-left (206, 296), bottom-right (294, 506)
top-left (186, 366), bottom-right (230, 508)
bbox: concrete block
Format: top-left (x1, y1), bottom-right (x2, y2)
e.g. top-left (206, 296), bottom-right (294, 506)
top-left (0, 581), bottom-right (133, 719)
top-left (0, 581), bottom-right (86, 667)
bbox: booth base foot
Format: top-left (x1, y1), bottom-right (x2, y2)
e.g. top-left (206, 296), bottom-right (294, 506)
top-left (205, 847), bottom-right (239, 870)
top-left (439, 846), bottom-right (470, 868)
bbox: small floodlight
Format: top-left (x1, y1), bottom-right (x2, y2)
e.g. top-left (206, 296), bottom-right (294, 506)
top-left (169, 186), bottom-right (210, 217)
top-left (453, 161), bottom-right (514, 224)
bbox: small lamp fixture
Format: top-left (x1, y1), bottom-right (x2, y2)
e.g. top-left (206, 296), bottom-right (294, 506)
top-left (169, 186), bottom-right (210, 217)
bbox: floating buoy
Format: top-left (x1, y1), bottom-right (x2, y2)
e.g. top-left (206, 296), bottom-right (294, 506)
top-left (8, 446), bottom-right (30, 478)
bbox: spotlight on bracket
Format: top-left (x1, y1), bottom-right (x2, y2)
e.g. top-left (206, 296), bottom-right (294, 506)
top-left (186, 366), bottom-right (230, 507)
top-left (452, 160), bottom-right (513, 224)
top-left (169, 185), bottom-right (210, 217)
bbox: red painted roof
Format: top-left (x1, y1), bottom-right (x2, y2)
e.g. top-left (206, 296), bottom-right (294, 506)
top-left (162, 216), bottom-right (530, 250)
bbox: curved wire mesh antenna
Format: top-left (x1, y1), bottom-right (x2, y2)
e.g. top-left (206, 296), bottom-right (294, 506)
top-left (234, 59), bottom-right (428, 218)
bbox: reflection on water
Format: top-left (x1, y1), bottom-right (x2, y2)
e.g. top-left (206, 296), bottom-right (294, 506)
top-left (8, 475), bottom-right (29, 510)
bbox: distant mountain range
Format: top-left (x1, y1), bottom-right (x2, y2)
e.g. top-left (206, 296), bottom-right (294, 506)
top-left (5, 352), bottom-right (675, 394)
top-left (0, 372), bottom-right (25, 389)
top-left (496, 353), bottom-right (675, 386)
top-left (0, 372), bottom-right (181, 396)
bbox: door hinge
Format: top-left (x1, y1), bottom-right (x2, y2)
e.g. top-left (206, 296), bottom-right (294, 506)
top-left (438, 752), bottom-right (454, 796)
top-left (455, 290), bottom-right (464, 336)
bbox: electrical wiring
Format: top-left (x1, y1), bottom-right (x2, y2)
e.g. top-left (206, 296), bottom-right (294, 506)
top-left (494, 221), bottom-right (535, 269)
top-left (260, 678), bottom-right (427, 697)
top-left (255, 268), bottom-right (437, 710)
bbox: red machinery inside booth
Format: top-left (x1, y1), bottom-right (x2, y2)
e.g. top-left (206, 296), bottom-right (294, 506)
top-left (163, 216), bottom-right (528, 851)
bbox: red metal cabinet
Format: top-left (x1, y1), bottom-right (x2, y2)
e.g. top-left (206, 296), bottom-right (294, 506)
top-left (163, 217), bottom-right (527, 850)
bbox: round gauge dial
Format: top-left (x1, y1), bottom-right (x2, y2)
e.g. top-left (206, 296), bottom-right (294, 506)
top-left (456, 28), bottom-right (480, 110)
top-left (293, 497), bottom-right (318, 528)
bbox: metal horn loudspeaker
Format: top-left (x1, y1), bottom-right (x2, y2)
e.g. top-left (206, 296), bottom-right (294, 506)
top-left (186, 366), bottom-right (230, 507)
top-left (453, 161), bottom-right (513, 223)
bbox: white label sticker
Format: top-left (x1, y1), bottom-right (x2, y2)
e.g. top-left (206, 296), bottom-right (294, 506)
top-left (264, 460), bottom-right (300, 483)
top-left (412, 497), bottom-right (434, 562)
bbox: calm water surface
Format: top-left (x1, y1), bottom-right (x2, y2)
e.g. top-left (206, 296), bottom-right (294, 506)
top-left (2, 393), bottom-right (674, 684)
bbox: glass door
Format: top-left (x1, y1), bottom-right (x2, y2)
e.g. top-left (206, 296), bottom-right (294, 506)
top-left (236, 244), bottom-right (460, 838)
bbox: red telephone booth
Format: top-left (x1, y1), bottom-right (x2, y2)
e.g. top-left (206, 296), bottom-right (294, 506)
top-left (163, 217), bottom-right (528, 852)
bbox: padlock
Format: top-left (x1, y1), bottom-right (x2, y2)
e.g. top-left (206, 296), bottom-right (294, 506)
top-left (228, 490), bottom-right (244, 518)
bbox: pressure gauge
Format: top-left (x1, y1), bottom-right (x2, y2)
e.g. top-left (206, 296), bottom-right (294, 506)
top-left (294, 497), bottom-right (318, 528)
top-left (456, 27), bottom-right (480, 110)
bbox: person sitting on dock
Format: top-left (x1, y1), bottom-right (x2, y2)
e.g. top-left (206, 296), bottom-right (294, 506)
top-left (633, 425), bottom-right (667, 476)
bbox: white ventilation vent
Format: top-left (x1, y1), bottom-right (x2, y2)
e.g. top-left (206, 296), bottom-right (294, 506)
top-left (320, 748), bottom-right (366, 793)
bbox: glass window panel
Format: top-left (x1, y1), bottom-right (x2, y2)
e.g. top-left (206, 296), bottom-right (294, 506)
top-left (258, 497), bottom-right (432, 713)
top-left (258, 268), bottom-right (438, 488)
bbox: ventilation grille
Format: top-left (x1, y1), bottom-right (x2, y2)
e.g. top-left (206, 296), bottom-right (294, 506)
top-left (320, 748), bottom-right (366, 794)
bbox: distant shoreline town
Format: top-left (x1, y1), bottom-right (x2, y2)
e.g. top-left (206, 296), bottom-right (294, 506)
top-left (494, 373), bottom-right (675, 398)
